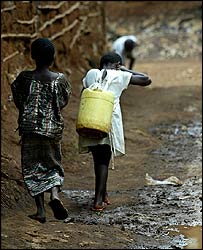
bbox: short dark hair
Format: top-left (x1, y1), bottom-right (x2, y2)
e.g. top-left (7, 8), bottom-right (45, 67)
top-left (31, 38), bottom-right (55, 66)
top-left (124, 39), bottom-right (135, 51)
top-left (99, 52), bottom-right (122, 69)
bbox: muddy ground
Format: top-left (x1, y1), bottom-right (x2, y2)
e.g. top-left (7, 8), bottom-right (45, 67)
top-left (1, 57), bottom-right (202, 249)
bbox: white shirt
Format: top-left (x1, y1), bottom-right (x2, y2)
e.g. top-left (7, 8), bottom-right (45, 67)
top-left (78, 68), bottom-right (132, 157)
top-left (112, 35), bottom-right (137, 62)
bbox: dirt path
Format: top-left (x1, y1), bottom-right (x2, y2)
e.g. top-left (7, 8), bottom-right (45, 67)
top-left (1, 58), bottom-right (202, 249)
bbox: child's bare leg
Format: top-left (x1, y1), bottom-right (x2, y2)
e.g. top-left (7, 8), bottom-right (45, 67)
top-left (50, 186), bottom-right (60, 200)
top-left (28, 193), bottom-right (46, 223)
top-left (35, 193), bottom-right (45, 217)
top-left (49, 186), bottom-right (68, 220)
top-left (94, 164), bottom-right (108, 206)
top-left (90, 144), bottom-right (111, 208)
top-left (103, 191), bottom-right (111, 205)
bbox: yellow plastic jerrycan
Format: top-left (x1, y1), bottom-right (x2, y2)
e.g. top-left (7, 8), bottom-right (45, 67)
top-left (76, 88), bottom-right (114, 138)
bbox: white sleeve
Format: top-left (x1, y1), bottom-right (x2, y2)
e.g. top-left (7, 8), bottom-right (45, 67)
top-left (121, 71), bottom-right (132, 89)
top-left (82, 69), bottom-right (101, 88)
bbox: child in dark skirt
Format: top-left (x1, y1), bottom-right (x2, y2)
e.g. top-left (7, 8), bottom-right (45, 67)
top-left (11, 38), bottom-right (72, 223)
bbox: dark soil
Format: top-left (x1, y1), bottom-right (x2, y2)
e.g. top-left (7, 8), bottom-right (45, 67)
top-left (1, 57), bottom-right (202, 249)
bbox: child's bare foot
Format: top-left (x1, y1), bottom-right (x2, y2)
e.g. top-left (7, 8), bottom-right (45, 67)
top-left (28, 213), bottom-right (46, 223)
top-left (92, 202), bottom-right (107, 212)
top-left (48, 199), bottom-right (68, 220)
top-left (104, 196), bottom-right (111, 205)
top-left (93, 194), bottom-right (111, 205)
top-left (104, 193), bottom-right (111, 205)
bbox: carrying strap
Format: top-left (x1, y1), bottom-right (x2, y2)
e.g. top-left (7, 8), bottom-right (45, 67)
top-left (102, 70), bottom-right (117, 170)
top-left (109, 129), bottom-right (115, 170)
top-left (87, 69), bottom-right (118, 91)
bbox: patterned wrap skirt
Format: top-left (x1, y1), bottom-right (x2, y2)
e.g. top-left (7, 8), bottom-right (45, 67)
top-left (21, 133), bottom-right (64, 197)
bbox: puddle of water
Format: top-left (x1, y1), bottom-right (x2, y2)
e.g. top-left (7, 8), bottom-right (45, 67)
top-left (167, 225), bottom-right (202, 249)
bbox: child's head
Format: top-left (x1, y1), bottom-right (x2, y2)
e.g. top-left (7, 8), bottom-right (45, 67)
top-left (31, 38), bottom-right (55, 66)
top-left (124, 39), bottom-right (136, 52)
top-left (99, 52), bottom-right (122, 70)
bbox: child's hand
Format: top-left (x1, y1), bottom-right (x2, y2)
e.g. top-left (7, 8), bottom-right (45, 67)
top-left (130, 75), bottom-right (152, 86)
top-left (119, 65), bottom-right (127, 71)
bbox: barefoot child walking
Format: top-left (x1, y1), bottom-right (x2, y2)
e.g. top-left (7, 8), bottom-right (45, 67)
top-left (11, 38), bottom-right (72, 223)
top-left (78, 52), bottom-right (152, 211)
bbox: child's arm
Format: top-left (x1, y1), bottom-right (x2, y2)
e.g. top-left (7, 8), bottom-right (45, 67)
top-left (58, 74), bottom-right (72, 109)
top-left (120, 65), bottom-right (146, 76)
top-left (11, 71), bottom-right (30, 109)
top-left (119, 65), bottom-right (152, 86)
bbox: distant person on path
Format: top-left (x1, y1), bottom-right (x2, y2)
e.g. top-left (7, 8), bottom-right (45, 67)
top-left (78, 52), bottom-right (151, 211)
top-left (112, 35), bottom-right (138, 70)
top-left (11, 38), bottom-right (72, 223)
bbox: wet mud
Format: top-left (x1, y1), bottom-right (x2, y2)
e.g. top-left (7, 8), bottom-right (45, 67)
top-left (63, 121), bottom-right (202, 249)
top-left (1, 59), bottom-right (202, 249)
